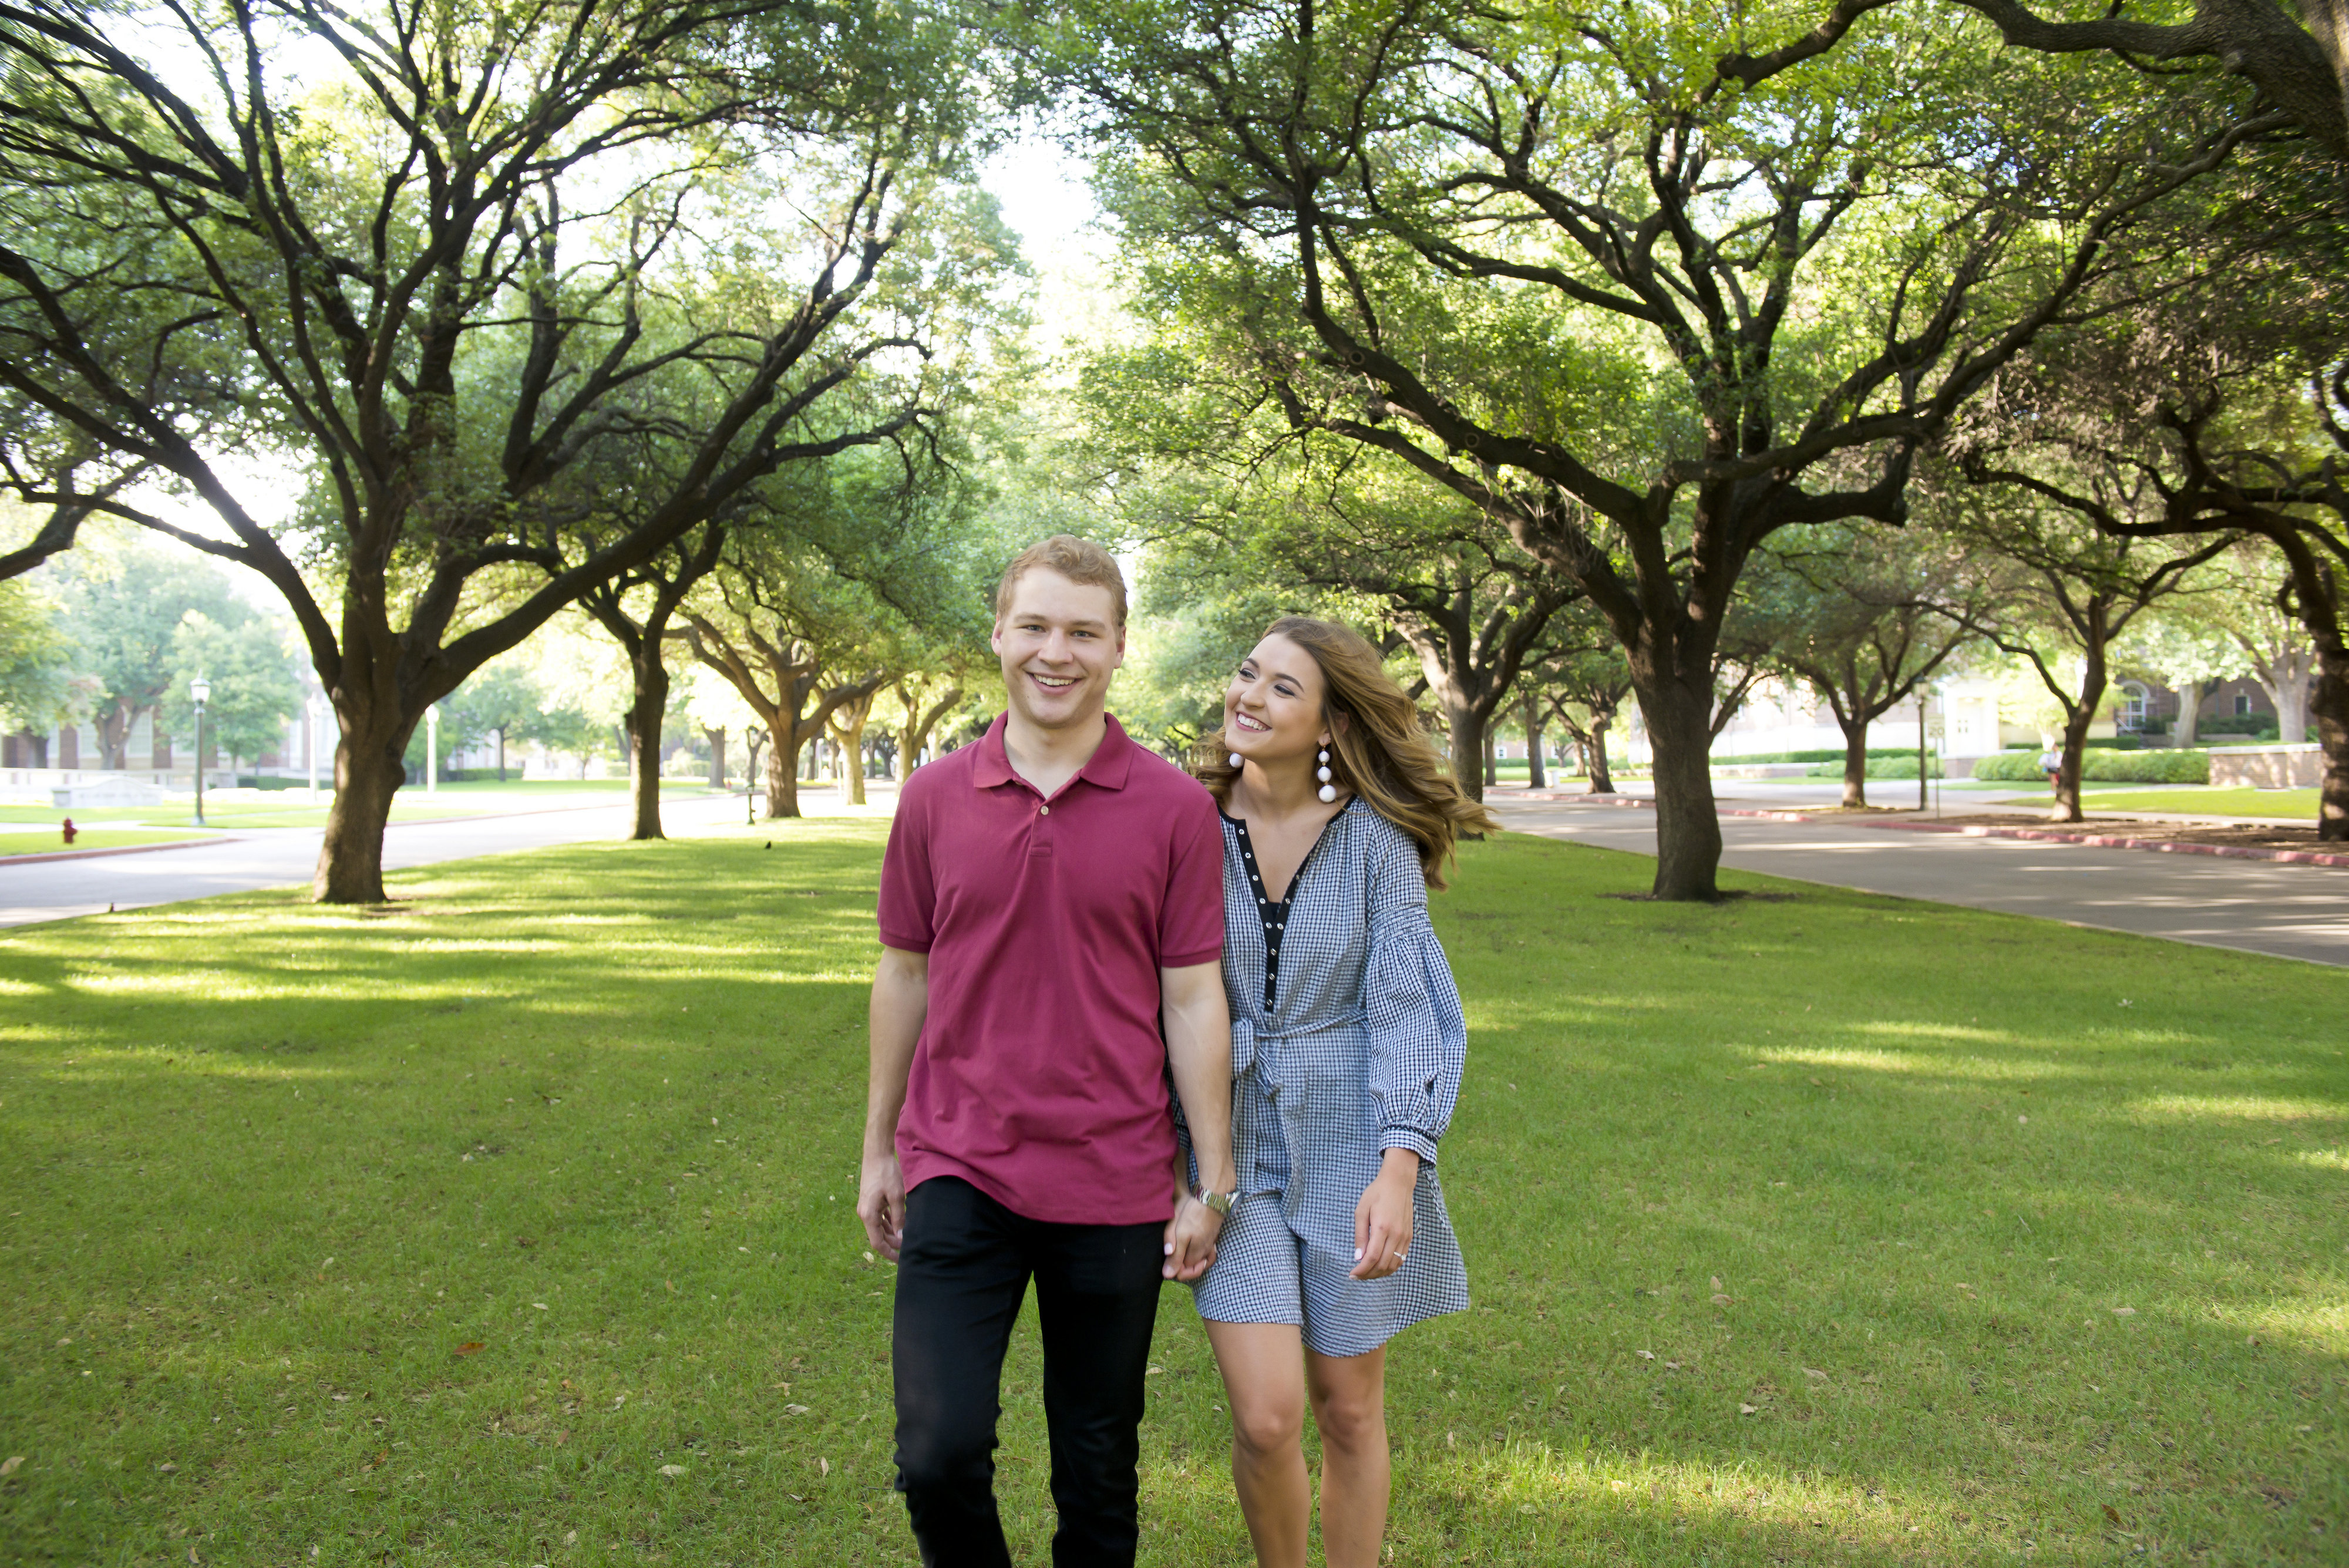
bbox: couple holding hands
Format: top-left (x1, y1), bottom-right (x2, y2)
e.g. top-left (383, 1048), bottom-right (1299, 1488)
top-left (858, 536), bottom-right (1490, 1567)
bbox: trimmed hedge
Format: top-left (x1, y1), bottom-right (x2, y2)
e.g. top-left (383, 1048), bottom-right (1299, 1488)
top-left (1971, 749), bottom-right (2210, 783)
top-left (1805, 756), bottom-right (1946, 779)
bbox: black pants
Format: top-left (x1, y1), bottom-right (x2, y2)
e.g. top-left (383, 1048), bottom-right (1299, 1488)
top-left (892, 1176), bottom-right (1165, 1568)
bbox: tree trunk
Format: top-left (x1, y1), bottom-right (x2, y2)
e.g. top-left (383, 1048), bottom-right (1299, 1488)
top-left (2051, 712), bottom-right (2094, 823)
top-left (1482, 725), bottom-right (1497, 789)
top-left (1585, 716), bottom-right (1616, 794)
top-left (96, 701), bottom-right (133, 770)
top-left (312, 714), bottom-right (409, 903)
top-left (764, 724), bottom-right (802, 817)
top-left (705, 726), bottom-right (726, 789)
top-left (836, 712), bottom-right (870, 805)
top-left (896, 684), bottom-right (963, 781)
top-left (2314, 638), bottom-right (2348, 842)
top-left (1633, 671), bottom-right (1723, 899)
top-left (1836, 714), bottom-right (1870, 809)
top-left (1524, 692), bottom-right (1546, 789)
top-left (2173, 679), bottom-right (2200, 749)
top-left (622, 644), bottom-right (671, 842)
top-left (1442, 694), bottom-right (1486, 802)
top-left (495, 728), bottom-right (507, 782)
top-left (2274, 665), bottom-right (2311, 744)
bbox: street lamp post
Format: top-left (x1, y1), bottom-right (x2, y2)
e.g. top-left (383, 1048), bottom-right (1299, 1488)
top-left (305, 694), bottom-right (321, 803)
top-left (189, 677), bottom-right (211, 826)
top-left (427, 704), bottom-right (440, 795)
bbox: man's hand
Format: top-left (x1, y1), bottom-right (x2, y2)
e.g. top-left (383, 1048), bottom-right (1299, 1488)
top-left (859, 1150), bottom-right (907, 1263)
top-left (861, 945), bottom-right (927, 1267)
top-left (1351, 1149), bottom-right (1419, 1280)
top-left (1162, 1194), bottom-right (1224, 1281)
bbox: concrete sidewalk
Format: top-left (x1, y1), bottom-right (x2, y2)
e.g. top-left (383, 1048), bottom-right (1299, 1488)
top-left (1490, 796), bottom-right (2349, 968)
top-left (0, 790), bottom-right (768, 928)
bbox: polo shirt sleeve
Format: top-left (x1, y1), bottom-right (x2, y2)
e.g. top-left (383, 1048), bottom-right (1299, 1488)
top-left (1157, 786), bottom-right (1226, 970)
top-left (876, 775), bottom-right (937, 953)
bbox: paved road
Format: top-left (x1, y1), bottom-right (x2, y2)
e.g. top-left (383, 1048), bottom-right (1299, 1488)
top-left (0, 792), bottom-right (759, 928)
top-left (1492, 796), bottom-right (2349, 968)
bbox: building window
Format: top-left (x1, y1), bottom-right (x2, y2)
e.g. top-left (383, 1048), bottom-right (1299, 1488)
top-left (2235, 693), bottom-right (2252, 716)
top-left (2118, 682), bottom-right (2149, 732)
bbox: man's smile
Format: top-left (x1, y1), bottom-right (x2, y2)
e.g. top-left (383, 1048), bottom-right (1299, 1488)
top-left (1029, 672), bottom-right (1079, 690)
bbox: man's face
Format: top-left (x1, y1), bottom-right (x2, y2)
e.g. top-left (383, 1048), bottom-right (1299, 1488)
top-left (991, 568), bottom-right (1125, 732)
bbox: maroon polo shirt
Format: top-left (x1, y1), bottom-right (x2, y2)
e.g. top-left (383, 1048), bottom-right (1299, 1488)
top-left (876, 712), bottom-right (1225, 1226)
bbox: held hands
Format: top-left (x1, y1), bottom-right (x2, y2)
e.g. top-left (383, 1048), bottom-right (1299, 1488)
top-left (1351, 1148), bottom-right (1420, 1280)
top-left (857, 1150), bottom-right (907, 1263)
top-left (1162, 1194), bottom-right (1225, 1281)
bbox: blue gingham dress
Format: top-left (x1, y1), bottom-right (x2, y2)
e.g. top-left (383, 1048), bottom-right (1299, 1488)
top-left (1189, 798), bottom-right (1470, 1356)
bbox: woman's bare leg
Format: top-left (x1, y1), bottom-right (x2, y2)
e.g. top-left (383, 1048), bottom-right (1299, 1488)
top-left (1204, 1320), bottom-right (1310, 1568)
top-left (1305, 1344), bottom-right (1390, 1568)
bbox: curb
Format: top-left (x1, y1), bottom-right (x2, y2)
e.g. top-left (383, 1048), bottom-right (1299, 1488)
top-left (1, 836), bottom-right (242, 868)
top-left (1868, 819), bottom-right (2349, 868)
top-left (1486, 790), bottom-right (2348, 869)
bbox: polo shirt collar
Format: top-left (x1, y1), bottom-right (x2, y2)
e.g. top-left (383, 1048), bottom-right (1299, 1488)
top-left (970, 711), bottom-right (1137, 793)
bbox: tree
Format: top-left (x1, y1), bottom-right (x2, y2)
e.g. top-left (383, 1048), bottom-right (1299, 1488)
top-left (441, 663), bottom-right (553, 783)
top-left (1525, 605), bottom-right (1634, 795)
top-left (1943, 260), bottom-right (2349, 836)
top-left (157, 611), bottom-right (304, 770)
top-left (679, 664), bottom-right (762, 790)
top-left (0, 0), bottom-right (1008, 899)
top-left (51, 546), bottom-right (250, 768)
top-left (577, 524), bottom-right (731, 839)
top-left (1923, 470), bottom-right (2235, 821)
top-left (1732, 527), bottom-right (1983, 806)
top-left (1093, 400), bottom-right (1576, 800)
top-left (0, 573), bottom-right (66, 737)
top-left (681, 536), bottom-right (896, 819)
top-left (889, 670), bottom-right (974, 778)
top-left (827, 682), bottom-right (885, 803)
top-left (2211, 551), bottom-right (2322, 743)
top-left (2122, 613), bottom-right (2247, 749)
top-left (1728, 0), bottom-right (2349, 169)
top-left (1042, 0), bottom-right (2264, 896)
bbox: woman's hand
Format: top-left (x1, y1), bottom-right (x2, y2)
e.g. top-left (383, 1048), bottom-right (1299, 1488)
top-left (1351, 1148), bottom-right (1419, 1280)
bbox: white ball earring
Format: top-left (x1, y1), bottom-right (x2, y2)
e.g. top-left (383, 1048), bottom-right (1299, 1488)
top-left (1229, 752), bottom-right (1244, 769)
top-left (1317, 746), bottom-right (1337, 803)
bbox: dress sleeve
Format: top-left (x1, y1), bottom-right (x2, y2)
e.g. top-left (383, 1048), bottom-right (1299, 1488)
top-left (1362, 820), bottom-right (1466, 1164)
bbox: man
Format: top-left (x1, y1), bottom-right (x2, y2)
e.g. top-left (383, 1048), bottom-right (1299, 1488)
top-left (858, 535), bottom-right (1237, 1567)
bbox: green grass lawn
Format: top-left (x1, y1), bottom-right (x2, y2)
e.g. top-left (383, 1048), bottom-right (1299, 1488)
top-left (0, 830), bottom-right (218, 858)
top-left (2083, 788), bottom-right (2324, 820)
top-left (2, 826), bottom-right (2342, 1566)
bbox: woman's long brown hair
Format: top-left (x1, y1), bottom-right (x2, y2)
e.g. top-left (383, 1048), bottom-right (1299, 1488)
top-left (1196, 617), bottom-right (1500, 890)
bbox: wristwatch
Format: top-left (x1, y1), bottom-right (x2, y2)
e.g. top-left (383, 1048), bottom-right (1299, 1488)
top-left (1192, 1185), bottom-right (1235, 1218)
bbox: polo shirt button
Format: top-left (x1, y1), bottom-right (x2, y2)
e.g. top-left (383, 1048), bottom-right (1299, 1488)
top-left (1039, 805), bottom-right (1051, 816)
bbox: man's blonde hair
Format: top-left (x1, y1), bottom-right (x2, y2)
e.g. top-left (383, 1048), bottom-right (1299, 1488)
top-left (994, 536), bottom-right (1128, 630)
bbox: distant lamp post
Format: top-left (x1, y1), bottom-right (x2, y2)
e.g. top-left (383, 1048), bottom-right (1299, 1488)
top-left (189, 676), bottom-right (211, 827)
top-left (427, 704), bottom-right (440, 794)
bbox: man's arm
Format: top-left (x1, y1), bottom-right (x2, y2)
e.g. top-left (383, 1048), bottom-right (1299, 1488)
top-left (857, 944), bottom-right (929, 1262)
top-left (1160, 958), bottom-right (1234, 1281)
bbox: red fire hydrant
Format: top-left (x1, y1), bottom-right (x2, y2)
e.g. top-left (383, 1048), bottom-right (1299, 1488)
top-left (61, 817), bottom-right (78, 846)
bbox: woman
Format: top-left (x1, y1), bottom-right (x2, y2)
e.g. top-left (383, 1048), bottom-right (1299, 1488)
top-left (1186, 615), bottom-right (1495, 1568)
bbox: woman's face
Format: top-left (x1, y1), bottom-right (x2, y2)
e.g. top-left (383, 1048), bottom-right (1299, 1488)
top-left (1224, 634), bottom-right (1328, 765)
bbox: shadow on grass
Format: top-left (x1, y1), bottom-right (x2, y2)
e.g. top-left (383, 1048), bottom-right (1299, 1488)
top-left (0, 825), bottom-right (2340, 1565)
